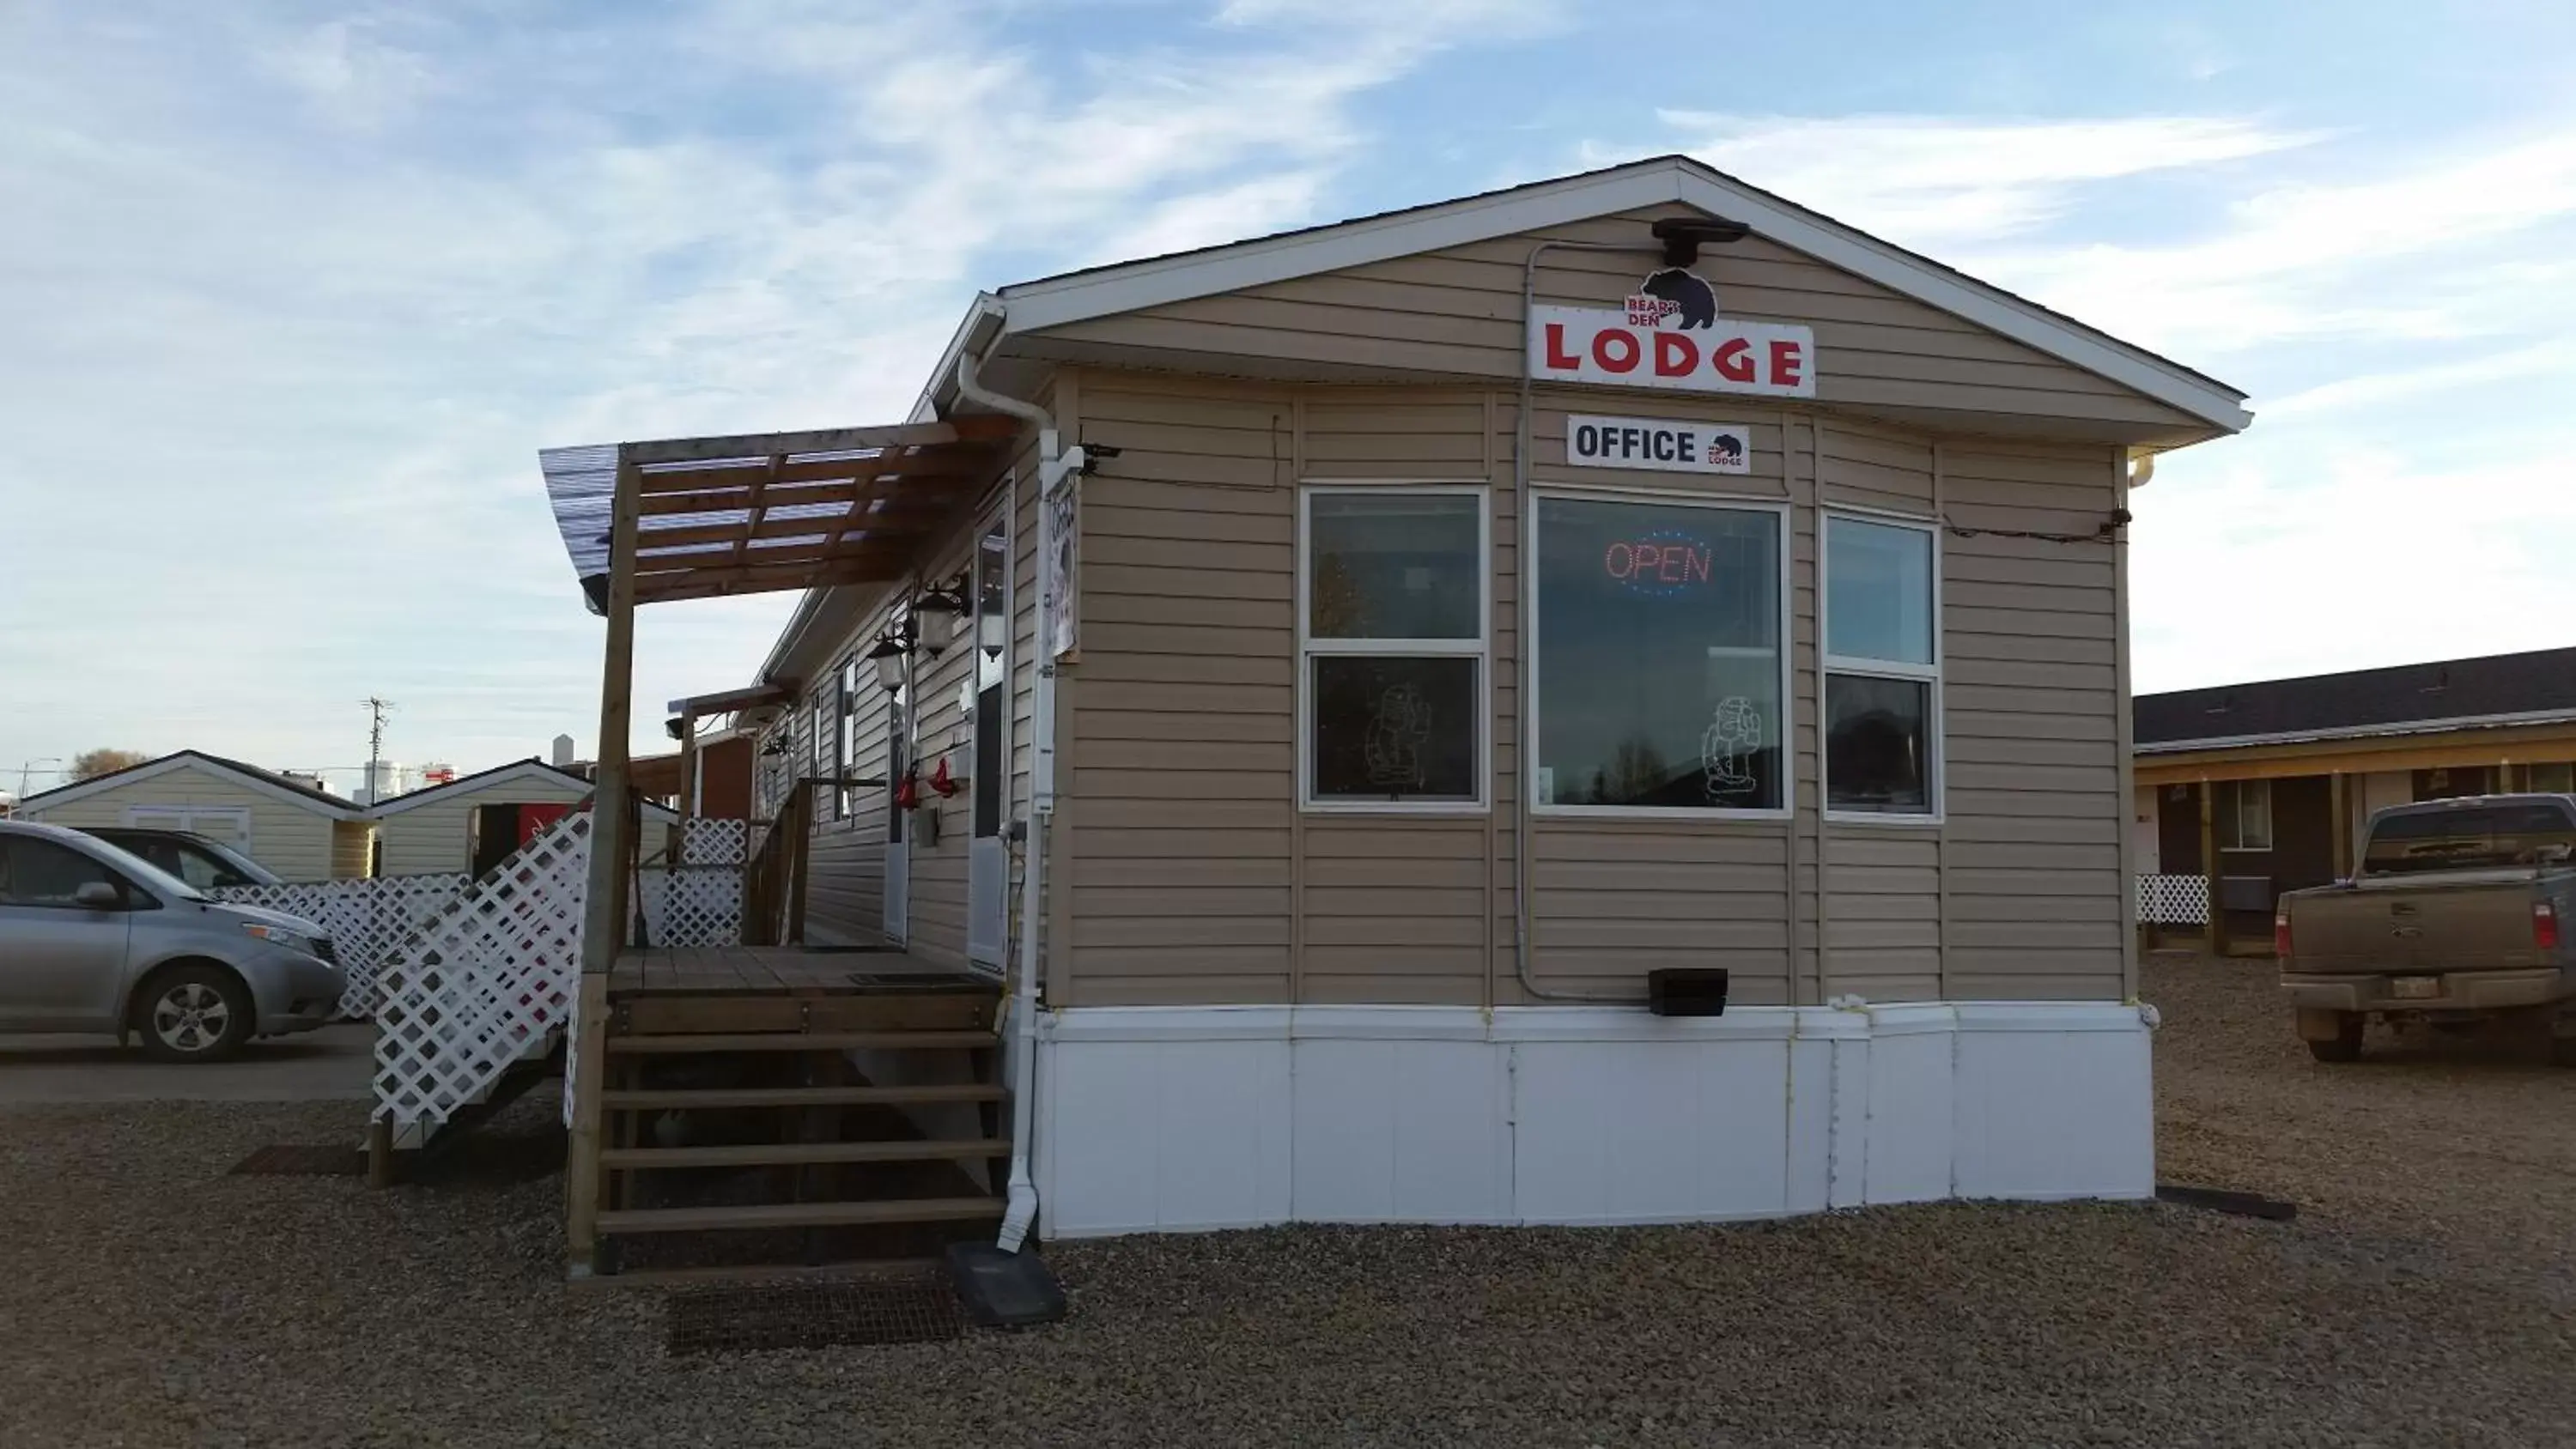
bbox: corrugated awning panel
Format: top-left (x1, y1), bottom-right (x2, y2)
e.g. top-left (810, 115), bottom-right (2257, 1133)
top-left (538, 418), bottom-right (1019, 611)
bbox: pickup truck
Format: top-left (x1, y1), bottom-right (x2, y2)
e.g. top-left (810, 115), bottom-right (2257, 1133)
top-left (2275, 794), bottom-right (2576, 1064)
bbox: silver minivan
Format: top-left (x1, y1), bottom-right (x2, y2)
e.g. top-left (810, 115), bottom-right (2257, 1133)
top-left (0, 820), bottom-right (346, 1061)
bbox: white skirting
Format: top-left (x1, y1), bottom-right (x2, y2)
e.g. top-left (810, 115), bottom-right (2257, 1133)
top-left (1031, 999), bottom-right (2154, 1239)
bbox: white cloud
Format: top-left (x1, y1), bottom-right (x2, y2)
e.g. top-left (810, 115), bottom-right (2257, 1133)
top-left (0, 0), bottom-right (1552, 783)
top-left (1661, 112), bottom-right (2314, 246)
top-left (2131, 440), bottom-right (2576, 692)
top-left (2260, 339), bottom-right (2576, 419)
top-left (1983, 130), bottom-right (2576, 355)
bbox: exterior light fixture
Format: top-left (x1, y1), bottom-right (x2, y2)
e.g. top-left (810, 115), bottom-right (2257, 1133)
top-left (866, 631), bottom-right (911, 694)
top-left (912, 569), bottom-right (970, 621)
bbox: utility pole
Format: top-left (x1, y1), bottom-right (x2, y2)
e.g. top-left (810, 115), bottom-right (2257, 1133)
top-left (361, 697), bottom-right (397, 805)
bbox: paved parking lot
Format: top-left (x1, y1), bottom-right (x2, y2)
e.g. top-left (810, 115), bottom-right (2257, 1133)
top-left (0, 1023), bottom-right (370, 1104)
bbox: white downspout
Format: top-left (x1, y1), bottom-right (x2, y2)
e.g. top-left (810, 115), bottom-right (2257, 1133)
top-left (954, 344), bottom-right (1076, 1255)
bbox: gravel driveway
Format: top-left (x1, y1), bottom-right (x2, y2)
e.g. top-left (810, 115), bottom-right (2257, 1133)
top-left (1, 955), bottom-right (2569, 1448)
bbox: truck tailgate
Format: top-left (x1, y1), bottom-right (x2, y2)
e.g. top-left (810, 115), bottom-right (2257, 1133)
top-left (2289, 880), bottom-right (2543, 974)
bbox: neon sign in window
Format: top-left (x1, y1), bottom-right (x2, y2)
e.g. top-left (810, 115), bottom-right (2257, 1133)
top-left (1601, 529), bottom-right (1713, 596)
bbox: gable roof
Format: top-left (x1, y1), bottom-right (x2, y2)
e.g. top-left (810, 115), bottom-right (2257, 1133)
top-left (2136, 646), bottom-right (2576, 753)
top-left (17, 750), bottom-right (366, 821)
top-left (369, 757), bottom-right (681, 823)
top-left (975, 154), bottom-right (2249, 433)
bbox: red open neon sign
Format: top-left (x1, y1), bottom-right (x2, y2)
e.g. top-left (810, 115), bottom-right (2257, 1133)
top-left (1603, 530), bottom-right (1712, 595)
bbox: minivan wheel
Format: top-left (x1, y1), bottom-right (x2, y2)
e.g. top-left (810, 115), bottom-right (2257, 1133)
top-left (135, 966), bottom-right (254, 1064)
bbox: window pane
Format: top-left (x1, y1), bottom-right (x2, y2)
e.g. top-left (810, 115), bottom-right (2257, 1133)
top-left (1826, 675), bottom-right (1931, 814)
top-left (1534, 497), bottom-right (1782, 810)
top-left (3, 839), bottom-right (116, 906)
top-left (976, 524), bottom-right (1007, 688)
top-left (974, 684), bottom-right (1004, 837)
top-left (1826, 517), bottom-right (1934, 665)
top-left (1312, 656), bottom-right (1478, 801)
top-left (2531, 762), bottom-right (2573, 793)
top-left (1309, 494), bottom-right (1480, 640)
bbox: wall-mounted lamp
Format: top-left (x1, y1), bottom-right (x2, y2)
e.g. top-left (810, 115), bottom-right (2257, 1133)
top-left (912, 569), bottom-right (970, 623)
top-left (866, 625), bottom-right (914, 694)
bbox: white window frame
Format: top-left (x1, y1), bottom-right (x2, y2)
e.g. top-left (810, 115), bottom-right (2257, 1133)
top-left (1527, 485), bottom-right (1794, 822)
top-left (2220, 777), bottom-right (2273, 852)
top-left (1295, 481), bottom-right (1492, 815)
top-left (834, 655), bottom-right (862, 824)
top-left (1820, 508), bottom-right (1944, 825)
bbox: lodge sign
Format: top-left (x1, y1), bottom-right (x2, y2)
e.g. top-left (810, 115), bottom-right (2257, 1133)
top-left (1528, 266), bottom-right (1816, 399)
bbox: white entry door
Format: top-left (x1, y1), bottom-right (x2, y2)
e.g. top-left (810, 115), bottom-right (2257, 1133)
top-left (965, 506), bottom-right (1011, 970)
top-left (884, 681), bottom-right (909, 943)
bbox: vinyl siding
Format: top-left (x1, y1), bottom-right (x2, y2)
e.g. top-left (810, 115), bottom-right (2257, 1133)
top-left (1054, 367), bottom-right (2131, 1008)
top-left (1026, 205), bottom-right (2205, 441)
top-left (797, 403), bottom-right (1048, 972)
top-left (24, 765), bottom-right (343, 882)
top-left (374, 772), bottom-right (591, 877)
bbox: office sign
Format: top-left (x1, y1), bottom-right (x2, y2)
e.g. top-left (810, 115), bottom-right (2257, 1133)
top-left (1566, 414), bottom-right (1752, 476)
top-left (1528, 266), bottom-right (1816, 398)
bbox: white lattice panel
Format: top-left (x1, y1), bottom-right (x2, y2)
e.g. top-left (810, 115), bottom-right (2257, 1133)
top-left (213, 873), bottom-right (471, 1016)
top-left (374, 814), bottom-right (589, 1134)
top-left (2136, 873), bottom-right (2209, 925)
top-left (682, 817), bottom-right (748, 866)
top-left (636, 865), bottom-right (744, 949)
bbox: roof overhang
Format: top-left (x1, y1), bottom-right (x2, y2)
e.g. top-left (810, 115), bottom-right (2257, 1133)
top-left (667, 682), bottom-right (797, 719)
top-left (2136, 706), bottom-right (2576, 756)
top-left (17, 752), bottom-right (366, 822)
top-left (539, 417), bottom-right (1021, 611)
top-left (969, 155), bottom-right (2251, 435)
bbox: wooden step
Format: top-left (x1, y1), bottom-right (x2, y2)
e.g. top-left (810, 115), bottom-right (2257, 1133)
top-left (596, 1196), bottom-right (1005, 1235)
top-left (606, 1030), bottom-right (995, 1055)
top-left (601, 1083), bottom-right (1003, 1111)
top-left (602, 1138), bottom-right (1011, 1170)
top-left (569, 1257), bottom-right (944, 1292)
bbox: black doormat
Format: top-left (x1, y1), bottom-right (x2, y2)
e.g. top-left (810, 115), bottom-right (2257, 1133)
top-left (229, 1144), bottom-right (368, 1177)
top-left (666, 1279), bottom-right (965, 1355)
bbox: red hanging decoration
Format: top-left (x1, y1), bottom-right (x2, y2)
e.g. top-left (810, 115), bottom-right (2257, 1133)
top-left (930, 755), bottom-right (960, 797)
top-left (895, 767), bottom-right (920, 811)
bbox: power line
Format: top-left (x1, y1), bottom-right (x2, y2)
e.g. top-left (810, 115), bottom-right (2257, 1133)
top-left (361, 697), bottom-right (397, 805)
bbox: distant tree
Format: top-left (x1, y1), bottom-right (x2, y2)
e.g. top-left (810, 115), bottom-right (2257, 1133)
top-left (70, 749), bottom-right (150, 782)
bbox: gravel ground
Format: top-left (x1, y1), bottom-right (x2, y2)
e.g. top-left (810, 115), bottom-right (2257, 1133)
top-left (2, 955), bottom-right (2570, 1448)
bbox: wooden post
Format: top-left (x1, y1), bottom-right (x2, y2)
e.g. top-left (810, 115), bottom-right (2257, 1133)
top-left (2330, 771), bottom-right (2351, 879)
top-left (567, 451), bottom-right (641, 1279)
top-left (676, 713), bottom-right (700, 864)
top-left (2199, 780), bottom-right (2221, 955)
top-left (787, 783), bottom-right (812, 945)
top-left (367, 1117), bottom-right (394, 1189)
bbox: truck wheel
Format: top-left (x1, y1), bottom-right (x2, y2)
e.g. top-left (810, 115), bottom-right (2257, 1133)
top-left (134, 965), bottom-right (255, 1064)
top-left (2306, 1015), bottom-right (2366, 1064)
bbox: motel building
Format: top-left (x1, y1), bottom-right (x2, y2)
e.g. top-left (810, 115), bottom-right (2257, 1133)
top-left (544, 155), bottom-right (2249, 1275)
top-left (2134, 647), bottom-right (2576, 955)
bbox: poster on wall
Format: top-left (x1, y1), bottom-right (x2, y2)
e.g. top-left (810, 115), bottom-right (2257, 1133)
top-left (1565, 414), bottom-right (1753, 476)
top-left (1528, 265), bottom-right (1816, 398)
top-left (1042, 472), bottom-right (1079, 661)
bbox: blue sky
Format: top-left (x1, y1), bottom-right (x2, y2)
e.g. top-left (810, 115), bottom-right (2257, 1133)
top-left (4, 0), bottom-right (2573, 796)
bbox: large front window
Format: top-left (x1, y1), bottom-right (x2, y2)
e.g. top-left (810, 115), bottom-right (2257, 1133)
top-left (1532, 494), bottom-right (1784, 813)
top-left (1299, 488), bottom-right (1487, 808)
top-left (1824, 514), bottom-right (1941, 817)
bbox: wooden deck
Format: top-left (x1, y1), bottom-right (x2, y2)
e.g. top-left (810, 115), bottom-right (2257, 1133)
top-left (607, 943), bottom-right (987, 998)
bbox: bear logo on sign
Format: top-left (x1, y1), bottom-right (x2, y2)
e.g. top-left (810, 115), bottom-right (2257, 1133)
top-left (1706, 431), bottom-right (1746, 468)
top-left (1637, 268), bottom-right (1719, 330)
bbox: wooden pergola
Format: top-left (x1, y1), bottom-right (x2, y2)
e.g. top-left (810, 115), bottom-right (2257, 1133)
top-left (539, 416), bottom-right (1018, 1268)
